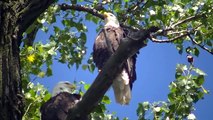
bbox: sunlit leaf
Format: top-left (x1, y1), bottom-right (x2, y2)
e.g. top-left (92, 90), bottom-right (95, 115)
top-left (192, 68), bottom-right (206, 76)
top-left (102, 96), bottom-right (111, 104)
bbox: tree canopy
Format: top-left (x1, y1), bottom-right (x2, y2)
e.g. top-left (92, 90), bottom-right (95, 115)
top-left (1, 0), bottom-right (212, 120)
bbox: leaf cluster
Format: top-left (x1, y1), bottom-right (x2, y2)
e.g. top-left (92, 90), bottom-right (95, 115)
top-left (137, 64), bottom-right (207, 120)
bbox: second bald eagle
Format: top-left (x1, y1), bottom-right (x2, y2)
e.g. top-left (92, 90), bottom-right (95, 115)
top-left (93, 12), bottom-right (137, 105)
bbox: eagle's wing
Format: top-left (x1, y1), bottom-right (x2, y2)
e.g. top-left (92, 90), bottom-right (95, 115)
top-left (93, 26), bottom-right (137, 104)
top-left (40, 92), bottom-right (81, 120)
top-left (93, 26), bottom-right (124, 70)
top-left (125, 54), bottom-right (137, 89)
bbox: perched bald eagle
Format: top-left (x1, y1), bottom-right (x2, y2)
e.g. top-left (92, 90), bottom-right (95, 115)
top-left (93, 12), bottom-right (137, 105)
top-left (40, 81), bottom-right (81, 120)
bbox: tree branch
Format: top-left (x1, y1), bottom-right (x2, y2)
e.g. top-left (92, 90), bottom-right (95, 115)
top-left (17, 0), bottom-right (54, 41)
top-left (23, 21), bottom-right (40, 47)
top-left (59, 3), bottom-right (138, 31)
top-left (150, 33), bottom-right (188, 43)
top-left (152, 14), bottom-right (206, 38)
top-left (66, 27), bottom-right (159, 120)
top-left (59, 3), bottom-right (104, 19)
top-left (188, 34), bottom-right (213, 55)
top-left (171, 14), bottom-right (206, 28)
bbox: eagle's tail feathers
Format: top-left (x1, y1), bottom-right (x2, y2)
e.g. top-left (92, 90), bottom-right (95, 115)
top-left (112, 70), bottom-right (131, 105)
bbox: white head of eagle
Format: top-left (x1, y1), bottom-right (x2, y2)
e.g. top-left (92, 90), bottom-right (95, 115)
top-left (40, 82), bottom-right (81, 120)
top-left (93, 12), bottom-right (137, 105)
top-left (52, 81), bottom-right (75, 96)
top-left (103, 12), bottom-right (120, 28)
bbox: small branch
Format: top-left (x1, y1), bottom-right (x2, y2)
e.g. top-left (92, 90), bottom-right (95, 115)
top-left (59, 3), bottom-right (139, 31)
top-left (59, 3), bottom-right (104, 19)
top-left (152, 14), bottom-right (206, 38)
top-left (127, 0), bottom-right (144, 13)
top-left (151, 33), bottom-right (188, 43)
top-left (167, 30), bottom-right (188, 35)
top-left (23, 102), bottom-right (33, 119)
top-left (171, 14), bottom-right (205, 28)
top-left (188, 34), bottom-right (213, 55)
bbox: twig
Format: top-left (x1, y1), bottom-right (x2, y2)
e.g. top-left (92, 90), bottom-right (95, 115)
top-left (59, 3), bottom-right (139, 31)
top-left (23, 103), bottom-right (33, 119)
top-left (167, 30), bottom-right (188, 35)
top-left (151, 33), bottom-right (188, 43)
top-left (59, 3), bottom-right (104, 19)
top-left (188, 34), bottom-right (213, 55)
top-left (127, 0), bottom-right (144, 13)
top-left (171, 14), bottom-right (205, 28)
top-left (152, 14), bottom-right (206, 38)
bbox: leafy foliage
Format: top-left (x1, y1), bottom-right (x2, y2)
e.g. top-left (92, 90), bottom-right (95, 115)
top-left (137, 63), bottom-right (208, 120)
top-left (20, 0), bottom-right (212, 119)
top-left (22, 82), bottom-right (51, 120)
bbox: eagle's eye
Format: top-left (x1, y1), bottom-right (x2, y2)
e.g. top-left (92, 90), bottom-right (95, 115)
top-left (64, 82), bottom-right (70, 85)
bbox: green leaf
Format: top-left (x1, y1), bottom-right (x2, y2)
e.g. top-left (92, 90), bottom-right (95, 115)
top-left (41, 26), bottom-right (48, 33)
top-left (193, 47), bottom-right (200, 57)
top-left (192, 68), bottom-right (206, 76)
top-left (88, 63), bottom-right (95, 72)
top-left (25, 24), bottom-right (36, 34)
top-left (43, 93), bottom-right (51, 101)
top-left (169, 82), bottom-right (177, 92)
top-left (195, 75), bottom-right (205, 86)
top-left (82, 64), bottom-right (88, 70)
top-left (25, 93), bottom-right (32, 99)
top-left (142, 102), bottom-right (150, 110)
top-left (37, 72), bottom-right (45, 78)
top-left (46, 67), bottom-right (52, 76)
top-left (176, 44), bottom-right (183, 54)
top-left (80, 32), bottom-right (87, 41)
top-left (168, 93), bottom-right (175, 102)
top-left (161, 107), bottom-right (169, 113)
top-left (102, 95), bottom-right (111, 104)
top-left (53, 26), bottom-right (60, 33)
top-left (84, 84), bottom-right (90, 90)
top-left (60, 34), bottom-right (71, 41)
top-left (62, 19), bottom-right (71, 27)
top-left (137, 103), bottom-right (144, 118)
top-left (198, 91), bottom-right (204, 99)
top-left (114, 4), bottom-right (121, 12)
top-left (186, 96), bottom-right (193, 103)
top-left (71, 0), bottom-right (77, 4)
top-left (206, 40), bottom-right (212, 46)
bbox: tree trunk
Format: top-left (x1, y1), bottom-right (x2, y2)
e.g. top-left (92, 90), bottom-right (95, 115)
top-left (0, 0), bottom-right (53, 119)
top-left (0, 4), bottom-right (24, 120)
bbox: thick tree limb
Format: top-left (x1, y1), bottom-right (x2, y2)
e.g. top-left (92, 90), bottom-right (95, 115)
top-left (17, 0), bottom-right (54, 43)
top-left (66, 26), bottom-right (159, 120)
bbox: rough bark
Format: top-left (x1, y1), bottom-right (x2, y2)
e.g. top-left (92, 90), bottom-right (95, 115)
top-left (0, 0), bottom-right (53, 120)
top-left (0, 3), bottom-right (24, 120)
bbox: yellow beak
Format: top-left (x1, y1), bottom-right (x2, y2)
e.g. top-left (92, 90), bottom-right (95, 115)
top-left (103, 12), bottom-right (109, 18)
top-left (66, 84), bottom-right (76, 90)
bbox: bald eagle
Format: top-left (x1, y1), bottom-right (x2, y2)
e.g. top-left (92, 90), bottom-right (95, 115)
top-left (40, 81), bottom-right (82, 120)
top-left (93, 12), bottom-right (137, 105)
